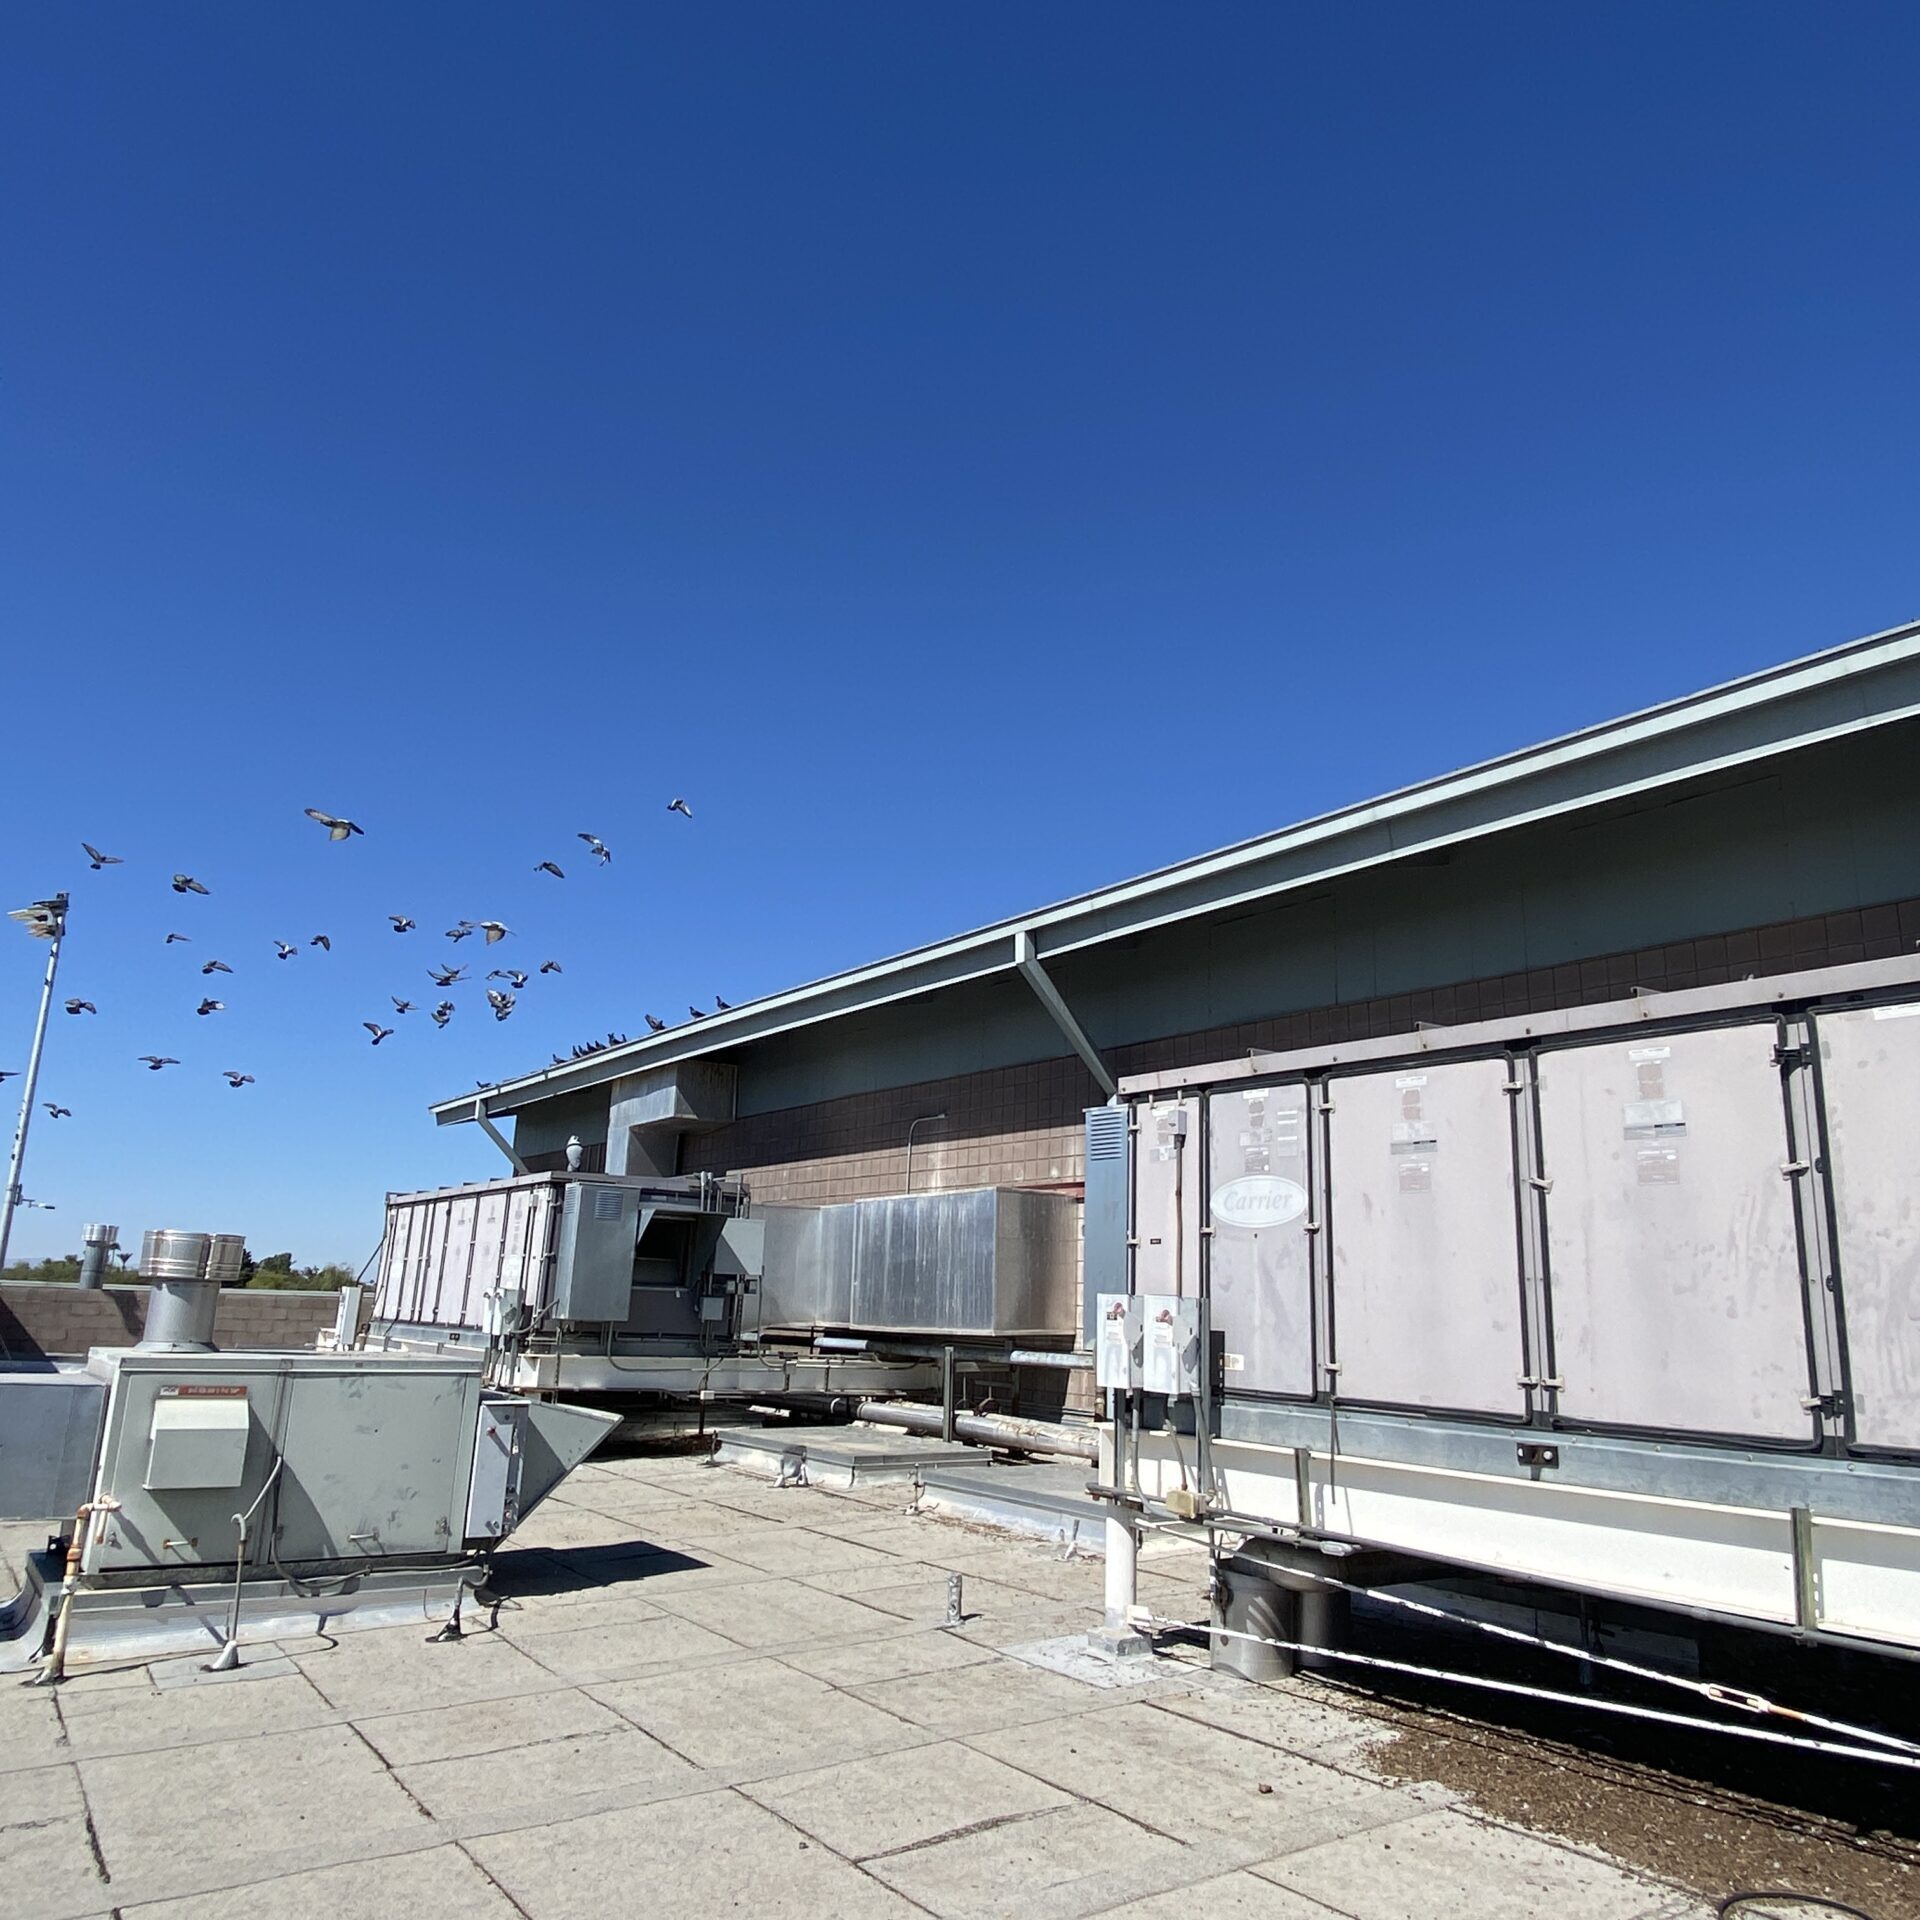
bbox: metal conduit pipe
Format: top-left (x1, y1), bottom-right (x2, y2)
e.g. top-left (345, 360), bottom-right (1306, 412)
top-left (854, 1399), bottom-right (1099, 1461)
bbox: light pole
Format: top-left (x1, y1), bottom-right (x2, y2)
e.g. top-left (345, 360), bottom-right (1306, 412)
top-left (904, 1111), bottom-right (947, 1194)
top-left (0, 892), bottom-right (70, 1272)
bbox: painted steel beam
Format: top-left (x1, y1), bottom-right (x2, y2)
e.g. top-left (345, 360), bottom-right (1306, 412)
top-left (472, 1101), bottom-right (529, 1174)
top-left (1014, 927), bottom-right (1116, 1096)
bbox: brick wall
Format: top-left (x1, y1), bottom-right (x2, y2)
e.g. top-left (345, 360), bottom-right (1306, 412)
top-left (0, 1286), bottom-right (340, 1364)
top-left (685, 894), bottom-right (1920, 1203)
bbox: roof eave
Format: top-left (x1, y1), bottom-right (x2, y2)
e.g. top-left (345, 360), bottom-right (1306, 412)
top-left (437, 618), bottom-right (1920, 1122)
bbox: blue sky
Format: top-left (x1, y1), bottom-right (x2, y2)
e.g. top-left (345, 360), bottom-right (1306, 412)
top-left (4, 5), bottom-right (1918, 1266)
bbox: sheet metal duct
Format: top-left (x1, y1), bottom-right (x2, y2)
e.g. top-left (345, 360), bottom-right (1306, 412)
top-left (757, 1187), bottom-right (1078, 1340)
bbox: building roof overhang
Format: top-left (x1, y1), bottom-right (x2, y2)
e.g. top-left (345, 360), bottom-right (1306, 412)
top-left (436, 618), bottom-right (1920, 1124)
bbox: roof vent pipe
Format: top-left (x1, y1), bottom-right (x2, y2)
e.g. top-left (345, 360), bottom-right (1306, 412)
top-left (137, 1229), bottom-right (241, 1350)
top-left (77, 1222), bottom-right (118, 1291)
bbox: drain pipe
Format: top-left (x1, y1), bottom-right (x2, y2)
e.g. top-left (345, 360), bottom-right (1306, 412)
top-left (30, 1496), bottom-right (120, 1687)
top-left (854, 1399), bottom-right (1098, 1461)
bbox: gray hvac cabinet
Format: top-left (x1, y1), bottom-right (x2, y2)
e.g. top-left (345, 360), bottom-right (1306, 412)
top-left (552, 1181), bottom-right (641, 1322)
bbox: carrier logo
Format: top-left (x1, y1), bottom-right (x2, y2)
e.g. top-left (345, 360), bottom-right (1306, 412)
top-left (1210, 1176), bottom-right (1308, 1229)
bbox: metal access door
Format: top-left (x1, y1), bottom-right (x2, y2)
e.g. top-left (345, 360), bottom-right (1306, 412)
top-left (1814, 999), bottom-right (1920, 1454)
top-left (1133, 1099), bottom-right (1201, 1298)
top-left (1207, 1085), bottom-right (1314, 1397)
top-left (1535, 1022), bottom-right (1817, 1442)
top-left (1327, 1057), bottom-right (1529, 1416)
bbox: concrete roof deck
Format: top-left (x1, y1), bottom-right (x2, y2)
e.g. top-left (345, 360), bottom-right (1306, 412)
top-left (0, 1449), bottom-right (1798, 1919)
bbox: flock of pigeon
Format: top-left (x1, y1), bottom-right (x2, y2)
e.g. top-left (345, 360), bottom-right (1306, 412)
top-left (9, 800), bottom-right (713, 1124)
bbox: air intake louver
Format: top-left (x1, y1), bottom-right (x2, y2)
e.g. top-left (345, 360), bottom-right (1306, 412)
top-left (1085, 1106), bottom-right (1127, 1161)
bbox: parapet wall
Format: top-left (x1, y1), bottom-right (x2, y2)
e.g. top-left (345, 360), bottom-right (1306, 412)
top-left (0, 1285), bottom-right (338, 1363)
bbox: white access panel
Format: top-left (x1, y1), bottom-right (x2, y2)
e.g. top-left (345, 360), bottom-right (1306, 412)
top-left (430, 1195), bottom-right (479, 1321)
top-left (1208, 1086), bottom-right (1314, 1396)
top-left (145, 1389), bottom-right (251, 1491)
top-left (1814, 999), bottom-right (1920, 1452)
top-left (460, 1187), bottom-right (509, 1329)
top-left (1133, 1100), bottom-right (1201, 1298)
top-left (1328, 1057), bottom-right (1527, 1415)
top-left (1537, 1022), bottom-right (1815, 1441)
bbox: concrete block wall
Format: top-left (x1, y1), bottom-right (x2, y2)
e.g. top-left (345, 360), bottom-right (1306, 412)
top-left (0, 1286), bottom-right (339, 1364)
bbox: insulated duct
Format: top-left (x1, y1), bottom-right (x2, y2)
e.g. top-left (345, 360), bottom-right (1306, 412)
top-left (853, 1399), bottom-right (1098, 1460)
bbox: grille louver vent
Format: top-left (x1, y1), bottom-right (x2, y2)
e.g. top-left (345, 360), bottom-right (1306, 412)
top-left (1085, 1107), bottom-right (1128, 1161)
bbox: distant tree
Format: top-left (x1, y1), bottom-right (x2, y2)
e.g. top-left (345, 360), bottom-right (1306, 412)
top-left (5, 1246), bottom-right (353, 1290)
top-left (0, 1254), bottom-right (83, 1285)
top-left (245, 1252), bottom-right (354, 1291)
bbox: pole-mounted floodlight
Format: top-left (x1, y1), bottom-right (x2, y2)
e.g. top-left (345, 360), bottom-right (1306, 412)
top-left (0, 892), bottom-right (70, 1272)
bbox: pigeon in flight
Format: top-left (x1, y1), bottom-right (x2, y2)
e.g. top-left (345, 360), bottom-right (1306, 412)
top-left (667, 798), bottom-right (693, 819)
top-left (82, 843), bottom-right (122, 870)
top-left (715, 995), bottom-right (731, 1010)
top-left (645, 1014), bottom-right (667, 1033)
top-left (138, 1056), bottom-right (179, 1071)
top-left (201, 959), bottom-right (233, 975)
top-left (391, 997), bottom-right (415, 1015)
top-left (274, 941), bottom-right (297, 960)
top-left (486, 989), bottom-right (517, 1021)
top-left (445, 924), bottom-right (475, 943)
top-left (477, 921), bottom-right (510, 945)
top-left (428, 964), bottom-right (467, 987)
top-left (304, 809), bottom-right (364, 841)
top-left (363, 1022), bottom-right (394, 1046)
top-left (310, 934), bottom-right (331, 952)
top-left (488, 968), bottom-right (529, 989)
top-left (577, 833), bottom-right (612, 864)
top-left (431, 1001), bottom-right (455, 1028)
top-left (0, 1070), bottom-right (15, 1083)
top-left (165, 932), bottom-right (191, 944)
top-left (44, 1102), bottom-right (71, 1119)
top-left (196, 998), bottom-right (224, 1017)
top-left (65, 999), bottom-right (96, 1015)
top-left (535, 861), bottom-right (565, 880)
top-left (389, 915), bottom-right (415, 933)
top-left (222, 1072), bottom-right (254, 1088)
top-left (539, 959), bottom-right (563, 975)
top-left (686, 1005), bottom-right (707, 1021)
top-left (171, 874), bottom-right (210, 895)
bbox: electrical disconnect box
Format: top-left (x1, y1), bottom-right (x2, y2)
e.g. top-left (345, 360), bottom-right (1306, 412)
top-left (464, 1396), bottom-right (527, 1543)
top-left (145, 1385), bottom-right (251, 1491)
top-left (552, 1183), bottom-right (641, 1322)
top-left (1095, 1293), bottom-right (1140, 1390)
top-left (1140, 1295), bottom-right (1203, 1398)
top-left (484, 1287), bottom-right (525, 1340)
